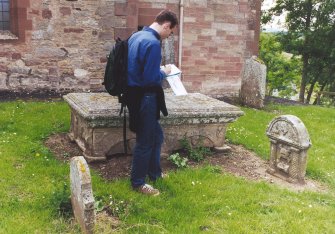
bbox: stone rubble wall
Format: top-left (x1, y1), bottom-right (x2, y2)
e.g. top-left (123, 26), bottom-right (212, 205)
top-left (0, 0), bottom-right (261, 98)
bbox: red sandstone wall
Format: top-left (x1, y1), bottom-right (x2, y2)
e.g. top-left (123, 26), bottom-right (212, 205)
top-left (181, 0), bottom-right (260, 97)
top-left (0, 0), bottom-right (260, 98)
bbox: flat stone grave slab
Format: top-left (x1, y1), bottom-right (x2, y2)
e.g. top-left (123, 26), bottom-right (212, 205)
top-left (64, 92), bottom-right (244, 161)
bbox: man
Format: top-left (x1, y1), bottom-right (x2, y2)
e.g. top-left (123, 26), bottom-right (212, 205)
top-left (126, 10), bottom-right (178, 196)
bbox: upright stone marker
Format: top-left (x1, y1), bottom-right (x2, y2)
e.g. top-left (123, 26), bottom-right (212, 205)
top-left (162, 34), bottom-right (175, 65)
top-left (266, 115), bottom-right (311, 184)
top-left (240, 56), bottom-right (266, 108)
top-left (70, 156), bottom-right (95, 233)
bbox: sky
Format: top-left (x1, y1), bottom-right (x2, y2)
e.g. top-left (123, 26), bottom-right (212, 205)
top-left (261, 0), bottom-right (287, 32)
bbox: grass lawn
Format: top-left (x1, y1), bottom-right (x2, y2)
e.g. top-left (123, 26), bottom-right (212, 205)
top-left (0, 100), bottom-right (334, 233)
top-left (226, 104), bottom-right (335, 187)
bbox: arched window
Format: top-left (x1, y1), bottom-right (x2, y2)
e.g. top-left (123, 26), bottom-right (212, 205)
top-left (0, 0), bottom-right (10, 30)
top-left (0, 0), bottom-right (32, 42)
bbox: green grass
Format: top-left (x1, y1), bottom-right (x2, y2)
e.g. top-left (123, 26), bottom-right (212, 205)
top-left (226, 104), bottom-right (335, 186)
top-left (98, 168), bottom-right (335, 233)
top-left (1, 100), bottom-right (335, 233)
top-left (0, 101), bottom-right (80, 233)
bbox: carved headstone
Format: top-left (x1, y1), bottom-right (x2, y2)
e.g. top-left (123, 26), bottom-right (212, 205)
top-left (240, 56), bottom-right (266, 109)
top-left (70, 156), bottom-right (95, 233)
top-left (266, 115), bottom-right (311, 184)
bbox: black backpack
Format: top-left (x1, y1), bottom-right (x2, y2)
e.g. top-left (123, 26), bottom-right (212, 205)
top-left (103, 37), bottom-right (128, 104)
top-left (102, 37), bottom-right (129, 154)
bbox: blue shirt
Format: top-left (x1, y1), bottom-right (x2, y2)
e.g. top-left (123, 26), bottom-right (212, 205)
top-left (127, 27), bottom-right (167, 87)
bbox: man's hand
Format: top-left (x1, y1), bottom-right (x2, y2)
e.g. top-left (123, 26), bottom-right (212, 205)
top-left (161, 64), bottom-right (172, 75)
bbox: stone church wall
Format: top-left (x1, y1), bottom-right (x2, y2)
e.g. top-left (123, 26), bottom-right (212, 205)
top-left (0, 0), bottom-right (261, 98)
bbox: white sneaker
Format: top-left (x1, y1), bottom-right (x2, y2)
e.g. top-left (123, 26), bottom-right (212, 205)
top-left (136, 184), bottom-right (160, 196)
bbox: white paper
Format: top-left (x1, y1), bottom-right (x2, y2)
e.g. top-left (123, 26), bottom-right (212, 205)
top-left (168, 64), bottom-right (181, 77)
top-left (166, 74), bottom-right (188, 96)
top-left (161, 64), bottom-right (187, 96)
top-left (161, 64), bottom-right (181, 77)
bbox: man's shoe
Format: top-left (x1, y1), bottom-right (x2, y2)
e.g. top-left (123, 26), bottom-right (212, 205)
top-left (136, 184), bottom-right (160, 196)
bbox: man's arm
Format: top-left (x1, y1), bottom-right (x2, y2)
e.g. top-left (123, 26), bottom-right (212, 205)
top-left (142, 42), bottom-right (169, 86)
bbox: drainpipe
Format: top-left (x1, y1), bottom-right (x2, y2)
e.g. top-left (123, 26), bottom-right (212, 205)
top-left (178, 0), bottom-right (184, 72)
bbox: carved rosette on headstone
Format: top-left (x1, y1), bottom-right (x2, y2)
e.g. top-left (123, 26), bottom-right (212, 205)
top-left (266, 115), bottom-right (311, 184)
top-left (70, 156), bottom-right (95, 233)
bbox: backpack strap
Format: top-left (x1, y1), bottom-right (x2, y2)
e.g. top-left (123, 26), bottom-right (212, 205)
top-left (118, 95), bottom-right (128, 155)
top-left (117, 102), bottom-right (128, 155)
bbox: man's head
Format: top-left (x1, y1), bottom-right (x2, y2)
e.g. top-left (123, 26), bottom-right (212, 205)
top-left (151, 10), bottom-right (178, 39)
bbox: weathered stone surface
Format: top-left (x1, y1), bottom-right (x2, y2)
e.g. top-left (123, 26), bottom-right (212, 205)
top-left (42, 9), bottom-right (52, 19)
top-left (0, 72), bottom-right (8, 90)
top-left (70, 156), bottom-right (95, 234)
top-left (187, 0), bottom-right (208, 7)
top-left (240, 56), bottom-right (266, 108)
top-left (60, 7), bottom-right (71, 16)
top-left (81, 19), bottom-right (99, 28)
top-left (8, 74), bottom-right (22, 88)
top-left (31, 30), bottom-right (45, 40)
top-left (74, 69), bottom-right (89, 79)
top-left (12, 53), bottom-right (21, 60)
top-left (8, 60), bottom-right (31, 75)
top-left (0, 30), bottom-right (18, 40)
top-left (31, 68), bottom-right (49, 76)
top-left (64, 92), bottom-right (244, 161)
top-left (21, 77), bottom-right (40, 87)
top-left (60, 76), bottom-right (90, 90)
top-left (34, 47), bottom-right (67, 59)
top-left (266, 115), bottom-right (311, 184)
top-left (162, 34), bottom-right (175, 65)
top-left (23, 55), bottom-right (42, 66)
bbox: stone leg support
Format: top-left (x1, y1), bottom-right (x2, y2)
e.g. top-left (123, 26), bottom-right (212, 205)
top-left (267, 140), bottom-right (277, 175)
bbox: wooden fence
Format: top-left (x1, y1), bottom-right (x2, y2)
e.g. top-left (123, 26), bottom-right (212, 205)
top-left (316, 91), bottom-right (335, 105)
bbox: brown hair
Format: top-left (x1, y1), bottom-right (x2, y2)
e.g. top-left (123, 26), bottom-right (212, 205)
top-left (155, 10), bottom-right (178, 29)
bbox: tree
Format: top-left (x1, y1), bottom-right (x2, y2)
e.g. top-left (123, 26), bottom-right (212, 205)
top-left (259, 33), bottom-right (301, 98)
top-left (262, 0), bottom-right (335, 103)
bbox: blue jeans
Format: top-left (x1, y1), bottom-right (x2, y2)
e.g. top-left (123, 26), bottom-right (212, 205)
top-left (131, 93), bottom-right (163, 188)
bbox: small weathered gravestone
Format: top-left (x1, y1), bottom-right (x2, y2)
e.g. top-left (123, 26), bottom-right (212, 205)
top-left (70, 156), bottom-right (95, 233)
top-left (240, 56), bottom-right (266, 109)
top-left (266, 115), bottom-right (311, 184)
